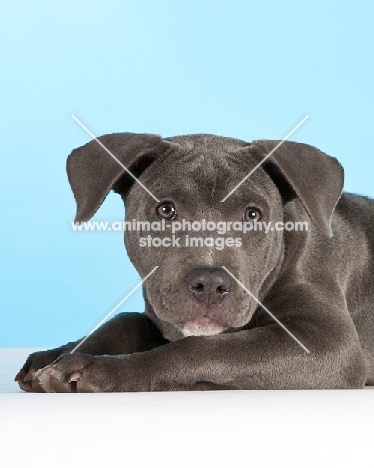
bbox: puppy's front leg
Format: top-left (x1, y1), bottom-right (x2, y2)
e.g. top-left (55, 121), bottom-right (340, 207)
top-left (15, 312), bottom-right (167, 392)
top-left (36, 291), bottom-right (367, 392)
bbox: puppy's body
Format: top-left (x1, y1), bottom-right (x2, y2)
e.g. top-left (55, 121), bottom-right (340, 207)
top-left (16, 134), bottom-right (374, 391)
top-left (284, 193), bottom-right (374, 384)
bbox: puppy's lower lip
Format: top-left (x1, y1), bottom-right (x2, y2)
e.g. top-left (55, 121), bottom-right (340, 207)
top-left (192, 316), bottom-right (217, 325)
top-left (181, 316), bottom-right (227, 337)
top-left (181, 316), bottom-right (225, 328)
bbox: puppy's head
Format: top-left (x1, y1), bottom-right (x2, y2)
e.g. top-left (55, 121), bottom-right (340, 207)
top-left (67, 133), bottom-right (344, 340)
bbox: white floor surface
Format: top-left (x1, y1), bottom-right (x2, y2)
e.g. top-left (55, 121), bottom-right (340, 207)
top-left (1, 348), bottom-right (373, 468)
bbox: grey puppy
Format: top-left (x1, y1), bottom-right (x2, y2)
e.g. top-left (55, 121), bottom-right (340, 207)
top-left (16, 133), bottom-right (374, 392)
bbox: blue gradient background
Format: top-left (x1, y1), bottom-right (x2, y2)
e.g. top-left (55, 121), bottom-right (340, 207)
top-left (1, 0), bottom-right (373, 347)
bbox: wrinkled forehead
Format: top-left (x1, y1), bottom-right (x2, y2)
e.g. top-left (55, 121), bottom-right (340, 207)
top-left (140, 134), bottom-right (280, 207)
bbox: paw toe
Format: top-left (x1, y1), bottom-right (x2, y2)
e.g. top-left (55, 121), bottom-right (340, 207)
top-left (68, 371), bottom-right (82, 383)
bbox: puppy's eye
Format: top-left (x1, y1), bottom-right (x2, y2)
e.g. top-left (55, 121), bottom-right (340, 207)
top-left (156, 202), bottom-right (177, 220)
top-left (243, 207), bottom-right (262, 222)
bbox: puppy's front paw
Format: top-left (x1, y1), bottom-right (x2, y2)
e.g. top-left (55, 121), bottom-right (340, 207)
top-left (36, 353), bottom-right (114, 393)
top-left (15, 349), bottom-right (65, 392)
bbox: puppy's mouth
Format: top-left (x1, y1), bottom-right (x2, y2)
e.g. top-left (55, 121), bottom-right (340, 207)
top-left (181, 316), bottom-right (227, 337)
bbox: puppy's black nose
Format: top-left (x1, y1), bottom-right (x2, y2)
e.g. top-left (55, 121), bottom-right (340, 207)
top-left (188, 267), bottom-right (232, 304)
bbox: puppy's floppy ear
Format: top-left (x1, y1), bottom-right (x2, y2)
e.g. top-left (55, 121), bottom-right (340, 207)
top-left (251, 140), bottom-right (344, 238)
top-left (67, 133), bottom-right (173, 224)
